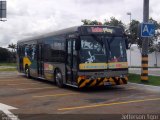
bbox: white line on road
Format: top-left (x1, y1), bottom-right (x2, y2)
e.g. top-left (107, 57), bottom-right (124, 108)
top-left (0, 103), bottom-right (19, 120)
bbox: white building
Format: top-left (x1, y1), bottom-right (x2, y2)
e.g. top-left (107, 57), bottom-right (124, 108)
top-left (127, 45), bottom-right (160, 67)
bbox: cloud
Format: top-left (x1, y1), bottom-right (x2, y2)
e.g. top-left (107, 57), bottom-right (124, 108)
top-left (75, 0), bottom-right (124, 4)
top-left (0, 0), bottom-right (160, 47)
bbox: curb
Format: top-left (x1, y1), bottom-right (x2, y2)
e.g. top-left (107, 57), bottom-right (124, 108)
top-left (128, 82), bottom-right (160, 93)
top-left (129, 72), bottom-right (160, 77)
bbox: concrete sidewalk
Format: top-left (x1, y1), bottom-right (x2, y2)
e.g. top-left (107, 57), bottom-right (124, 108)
top-left (128, 82), bottom-right (160, 93)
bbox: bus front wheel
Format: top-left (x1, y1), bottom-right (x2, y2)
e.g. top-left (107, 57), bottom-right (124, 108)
top-left (55, 70), bottom-right (64, 88)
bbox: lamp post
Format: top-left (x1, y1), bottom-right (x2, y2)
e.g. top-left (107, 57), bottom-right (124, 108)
top-left (127, 12), bottom-right (132, 67)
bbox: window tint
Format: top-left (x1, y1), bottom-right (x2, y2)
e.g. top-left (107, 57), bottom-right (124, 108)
top-left (44, 36), bottom-right (65, 62)
top-left (80, 36), bottom-right (107, 63)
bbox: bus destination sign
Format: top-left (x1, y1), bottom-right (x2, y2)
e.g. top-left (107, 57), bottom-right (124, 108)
top-left (88, 27), bottom-right (113, 34)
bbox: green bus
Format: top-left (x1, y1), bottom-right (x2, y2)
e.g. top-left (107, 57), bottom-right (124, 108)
top-left (17, 25), bottom-right (129, 88)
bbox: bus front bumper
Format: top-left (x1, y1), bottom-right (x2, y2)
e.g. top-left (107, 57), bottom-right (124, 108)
top-left (77, 70), bottom-right (128, 88)
top-left (77, 76), bottom-right (128, 88)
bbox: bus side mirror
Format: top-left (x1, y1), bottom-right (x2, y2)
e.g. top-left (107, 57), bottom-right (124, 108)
top-left (75, 40), bottom-right (81, 51)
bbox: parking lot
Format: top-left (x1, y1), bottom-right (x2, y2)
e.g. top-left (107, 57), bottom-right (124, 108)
top-left (0, 71), bottom-right (160, 120)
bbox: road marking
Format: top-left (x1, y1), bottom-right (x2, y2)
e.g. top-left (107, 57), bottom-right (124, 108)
top-left (0, 103), bottom-right (19, 120)
top-left (0, 80), bottom-right (26, 82)
top-left (58, 97), bottom-right (160, 111)
top-left (8, 83), bottom-right (38, 85)
top-left (17, 87), bottom-right (56, 90)
top-left (33, 93), bottom-right (79, 98)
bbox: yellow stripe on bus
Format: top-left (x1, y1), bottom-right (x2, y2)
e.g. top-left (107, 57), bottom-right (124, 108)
top-left (23, 57), bottom-right (31, 68)
top-left (79, 62), bottom-right (128, 70)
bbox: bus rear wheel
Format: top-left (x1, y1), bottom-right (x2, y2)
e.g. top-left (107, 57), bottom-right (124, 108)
top-left (55, 70), bottom-right (64, 88)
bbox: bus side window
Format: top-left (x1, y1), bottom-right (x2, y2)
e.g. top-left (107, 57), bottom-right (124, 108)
top-left (31, 45), bottom-right (36, 60)
top-left (67, 40), bottom-right (72, 66)
top-left (24, 45), bottom-right (29, 56)
top-left (73, 40), bottom-right (77, 69)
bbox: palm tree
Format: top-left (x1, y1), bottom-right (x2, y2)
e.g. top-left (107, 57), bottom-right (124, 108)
top-left (8, 43), bottom-right (16, 52)
top-left (8, 43), bottom-right (17, 62)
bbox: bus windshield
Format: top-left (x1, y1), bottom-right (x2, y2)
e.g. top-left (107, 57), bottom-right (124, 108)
top-left (80, 36), bottom-right (107, 63)
top-left (105, 36), bottom-right (127, 62)
top-left (80, 36), bottom-right (127, 64)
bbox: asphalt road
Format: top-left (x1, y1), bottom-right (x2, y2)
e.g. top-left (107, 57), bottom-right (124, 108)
top-left (0, 71), bottom-right (160, 120)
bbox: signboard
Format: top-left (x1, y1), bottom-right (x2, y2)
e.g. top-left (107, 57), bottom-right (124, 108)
top-left (0, 1), bottom-right (6, 19)
top-left (80, 26), bottom-right (124, 36)
top-left (141, 23), bottom-right (155, 37)
top-left (89, 27), bottom-right (113, 33)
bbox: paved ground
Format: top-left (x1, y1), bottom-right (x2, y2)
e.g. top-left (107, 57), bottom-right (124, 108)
top-left (129, 68), bottom-right (160, 76)
top-left (0, 66), bottom-right (16, 69)
top-left (0, 71), bottom-right (160, 120)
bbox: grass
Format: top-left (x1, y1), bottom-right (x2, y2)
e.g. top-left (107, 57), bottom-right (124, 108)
top-left (0, 62), bottom-right (16, 66)
top-left (0, 68), bottom-right (17, 71)
top-left (0, 67), bottom-right (17, 71)
top-left (128, 74), bottom-right (160, 86)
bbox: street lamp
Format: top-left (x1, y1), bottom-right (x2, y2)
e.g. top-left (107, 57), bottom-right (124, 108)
top-left (127, 12), bottom-right (132, 67)
top-left (127, 12), bottom-right (132, 26)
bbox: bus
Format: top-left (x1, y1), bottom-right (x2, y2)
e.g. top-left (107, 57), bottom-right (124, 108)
top-left (17, 25), bottom-right (129, 88)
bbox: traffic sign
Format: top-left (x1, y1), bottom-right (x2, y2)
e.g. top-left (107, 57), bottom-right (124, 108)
top-left (141, 23), bottom-right (155, 37)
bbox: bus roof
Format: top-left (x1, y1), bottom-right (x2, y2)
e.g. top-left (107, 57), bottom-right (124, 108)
top-left (17, 26), bottom-right (79, 43)
top-left (17, 25), bottom-right (124, 44)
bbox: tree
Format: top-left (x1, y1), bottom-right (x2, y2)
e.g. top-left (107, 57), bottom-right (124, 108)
top-left (82, 17), bottom-right (125, 30)
top-left (0, 47), bottom-right (11, 62)
top-left (8, 43), bottom-right (16, 53)
top-left (81, 19), bottom-right (102, 25)
top-left (148, 18), bottom-right (160, 53)
top-left (126, 18), bottom-right (160, 51)
top-left (8, 43), bottom-right (17, 62)
top-left (126, 20), bottom-right (140, 47)
top-left (104, 17), bottom-right (125, 30)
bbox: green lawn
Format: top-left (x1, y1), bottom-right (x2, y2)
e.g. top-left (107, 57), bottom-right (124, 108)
top-left (128, 74), bottom-right (160, 86)
top-left (0, 68), bottom-right (17, 71)
top-left (0, 63), bottom-right (16, 66)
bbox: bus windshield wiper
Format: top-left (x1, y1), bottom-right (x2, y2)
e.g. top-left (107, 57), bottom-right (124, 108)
top-left (105, 36), bottom-right (115, 61)
top-left (91, 35), bottom-right (104, 46)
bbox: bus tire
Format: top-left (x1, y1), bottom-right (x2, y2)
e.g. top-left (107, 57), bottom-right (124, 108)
top-left (25, 65), bottom-right (31, 78)
top-left (55, 69), bottom-right (64, 88)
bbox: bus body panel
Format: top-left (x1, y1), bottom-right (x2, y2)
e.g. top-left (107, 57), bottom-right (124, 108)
top-left (17, 25), bottom-right (128, 88)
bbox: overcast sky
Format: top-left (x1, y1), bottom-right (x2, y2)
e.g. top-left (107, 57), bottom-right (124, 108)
top-left (0, 0), bottom-right (160, 47)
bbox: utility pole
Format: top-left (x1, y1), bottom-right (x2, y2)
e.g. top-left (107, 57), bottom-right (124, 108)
top-left (141, 0), bottom-right (149, 82)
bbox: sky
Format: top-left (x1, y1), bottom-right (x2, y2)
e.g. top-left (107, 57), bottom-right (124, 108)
top-left (0, 0), bottom-right (160, 47)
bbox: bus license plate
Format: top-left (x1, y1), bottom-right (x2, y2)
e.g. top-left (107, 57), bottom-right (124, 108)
top-left (104, 81), bottom-right (112, 86)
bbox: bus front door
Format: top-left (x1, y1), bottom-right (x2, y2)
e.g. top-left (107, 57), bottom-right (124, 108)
top-left (66, 39), bottom-right (77, 85)
top-left (37, 44), bottom-right (44, 77)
